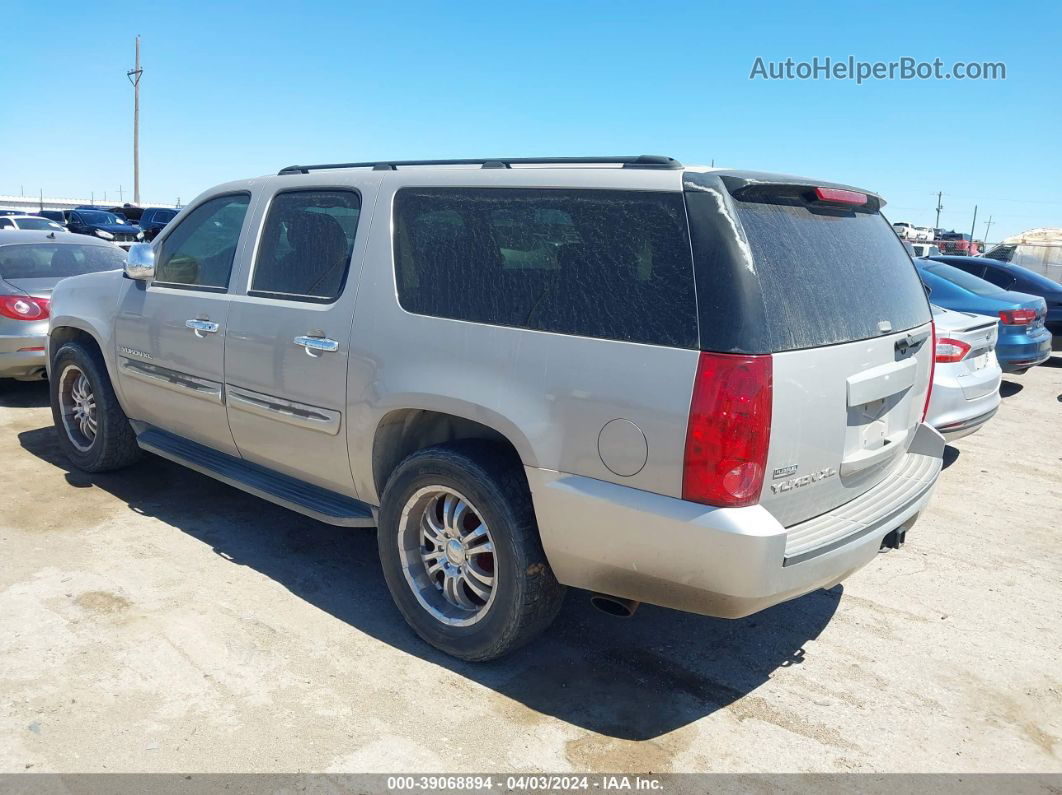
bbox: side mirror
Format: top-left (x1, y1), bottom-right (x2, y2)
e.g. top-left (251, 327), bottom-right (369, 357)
top-left (125, 242), bottom-right (156, 281)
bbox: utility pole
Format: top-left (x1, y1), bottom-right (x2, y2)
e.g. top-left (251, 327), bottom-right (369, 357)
top-left (39, 189), bottom-right (43, 212)
top-left (983, 215), bottom-right (994, 243)
top-left (934, 192), bottom-right (944, 231)
top-left (969, 205), bottom-right (978, 252)
top-left (127, 36), bottom-right (143, 205)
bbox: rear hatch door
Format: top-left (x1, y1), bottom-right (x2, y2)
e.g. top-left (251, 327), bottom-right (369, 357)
top-left (685, 173), bottom-right (936, 527)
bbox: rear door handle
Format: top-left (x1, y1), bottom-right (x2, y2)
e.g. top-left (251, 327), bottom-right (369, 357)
top-left (294, 335), bottom-right (339, 356)
top-left (185, 319), bottom-right (219, 337)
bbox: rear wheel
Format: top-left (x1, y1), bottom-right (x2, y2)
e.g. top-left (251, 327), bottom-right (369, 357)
top-left (378, 441), bottom-right (565, 661)
top-left (50, 342), bottom-right (141, 472)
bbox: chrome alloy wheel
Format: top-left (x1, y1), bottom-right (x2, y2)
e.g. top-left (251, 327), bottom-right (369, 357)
top-left (58, 365), bottom-right (97, 452)
top-left (398, 486), bottom-right (497, 626)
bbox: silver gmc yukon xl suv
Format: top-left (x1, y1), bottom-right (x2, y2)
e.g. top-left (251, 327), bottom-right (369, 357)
top-left (47, 155), bottom-right (945, 660)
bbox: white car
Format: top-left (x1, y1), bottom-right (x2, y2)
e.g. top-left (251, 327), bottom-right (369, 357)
top-left (911, 243), bottom-right (942, 258)
top-left (0, 215), bottom-right (67, 233)
top-left (926, 305), bottom-right (1002, 441)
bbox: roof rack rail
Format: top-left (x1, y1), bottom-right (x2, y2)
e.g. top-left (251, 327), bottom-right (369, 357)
top-left (277, 155), bottom-right (682, 176)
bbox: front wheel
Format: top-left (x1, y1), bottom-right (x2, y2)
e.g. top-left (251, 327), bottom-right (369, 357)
top-left (50, 342), bottom-right (141, 472)
top-left (378, 441), bottom-right (565, 661)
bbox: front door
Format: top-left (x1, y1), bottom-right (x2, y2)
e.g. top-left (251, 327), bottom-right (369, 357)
top-left (223, 185), bottom-right (373, 496)
top-left (114, 192), bottom-right (253, 456)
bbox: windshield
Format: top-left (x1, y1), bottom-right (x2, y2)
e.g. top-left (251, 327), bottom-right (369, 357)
top-left (155, 209), bottom-right (178, 222)
top-left (0, 243), bottom-right (126, 280)
top-left (921, 261), bottom-right (1005, 296)
top-left (78, 211), bottom-right (121, 225)
top-left (14, 217), bottom-right (64, 231)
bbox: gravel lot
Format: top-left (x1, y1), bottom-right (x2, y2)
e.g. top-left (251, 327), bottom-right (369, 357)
top-left (1, 357), bottom-right (1059, 774)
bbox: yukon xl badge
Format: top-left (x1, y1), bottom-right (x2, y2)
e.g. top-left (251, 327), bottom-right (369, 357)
top-left (119, 346), bottom-right (152, 360)
top-left (770, 466), bottom-right (837, 494)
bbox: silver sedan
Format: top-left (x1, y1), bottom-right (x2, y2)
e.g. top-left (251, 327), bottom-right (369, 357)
top-left (0, 230), bottom-right (126, 381)
top-left (926, 304), bottom-right (1003, 441)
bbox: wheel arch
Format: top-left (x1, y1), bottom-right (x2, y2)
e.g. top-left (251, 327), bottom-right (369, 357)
top-left (369, 406), bottom-right (534, 505)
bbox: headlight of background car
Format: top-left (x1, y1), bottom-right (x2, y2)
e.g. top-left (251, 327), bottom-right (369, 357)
top-left (136, 231), bottom-right (145, 241)
top-left (94, 229), bottom-right (114, 240)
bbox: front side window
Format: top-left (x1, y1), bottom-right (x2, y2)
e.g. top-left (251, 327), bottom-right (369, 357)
top-left (155, 193), bottom-right (250, 289)
top-left (393, 188), bottom-right (698, 348)
top-left (251, 190), bottom-right (360, 302)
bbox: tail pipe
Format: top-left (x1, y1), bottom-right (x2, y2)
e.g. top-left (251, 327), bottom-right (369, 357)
top-left (589, 593), bottom-right (640, 618)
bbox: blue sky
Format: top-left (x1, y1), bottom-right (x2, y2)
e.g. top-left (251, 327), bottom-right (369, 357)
top-left (2, 0), bottom-right (1060, 241)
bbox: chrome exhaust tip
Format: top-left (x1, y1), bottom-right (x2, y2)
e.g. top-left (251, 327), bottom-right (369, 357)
top-left (590, 593), bottom-right (640, 618)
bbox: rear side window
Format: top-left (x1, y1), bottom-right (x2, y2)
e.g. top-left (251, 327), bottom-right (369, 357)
top-left (393, 188), bottom-right (698, 348)
top-left (921, 261), bottom-right (1004, 297)
top-left (155, 193), bottom-right (250, 289)
top-left (980, 267), bottom-right (1016, 290)
top-left (685, 175), bottom-right (931, 353)
top-left (251, 190), bottom-right (361, 302)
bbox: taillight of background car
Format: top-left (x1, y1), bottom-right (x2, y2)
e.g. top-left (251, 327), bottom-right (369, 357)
top-left (0, 295), bottom-right (50, 321)
top-left (682, 352), bottom-right (773, 508)
top-left (922, 322), bottom-right (936, 422)
top-left (998, 309), bottom-right (1036, 326)
top-left (935, 336), bottom-right (972, 363)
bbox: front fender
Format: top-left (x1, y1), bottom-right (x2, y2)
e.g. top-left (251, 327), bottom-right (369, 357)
top-left (47, 270), bottom-right (129, 393)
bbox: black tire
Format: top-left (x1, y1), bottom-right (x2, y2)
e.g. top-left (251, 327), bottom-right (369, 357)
top-left (378, 440), bottom-right (565, 661)
top-left (50, 342), bottom-right (141, 472)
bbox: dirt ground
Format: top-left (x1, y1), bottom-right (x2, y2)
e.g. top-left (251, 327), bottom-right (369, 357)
top-left (1, 357), bottom-right (1060, 774)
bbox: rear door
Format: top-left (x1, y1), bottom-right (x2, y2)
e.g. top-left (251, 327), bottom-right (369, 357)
top-left (685, 174), bottom-right (936, 527)
top-left (114, 192), bottom-right (254, 455)
top-left (222, 183), bottom-right (376, 496)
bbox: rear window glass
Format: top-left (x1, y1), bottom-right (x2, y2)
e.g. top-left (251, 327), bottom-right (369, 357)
top-left (685, 177), bottom-right (931, 353)
top-left (393, 188), bottom-right (698, 348)
top-left (921, 261), bottom-right (1005, 296)
top-left (0, 243), bottom-right (126, 280)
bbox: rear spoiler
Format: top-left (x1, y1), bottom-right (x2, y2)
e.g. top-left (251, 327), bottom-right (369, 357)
top-left (685, 171), bottom-right (885, 212)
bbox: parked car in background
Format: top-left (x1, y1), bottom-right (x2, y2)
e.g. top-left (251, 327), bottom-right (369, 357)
top-left (36, 210), bottom-right (70, 226)
top-left (0, 230), bottom-right (126, 381)
top-left (892, 222), bottom-right (932, 242)
top-left (911, 243), bottom-right (942, 258)
top-left (0, 215), bottom-right (68, 233)
top-left (47, 156), bottom-right (944, 660)
top-left (138, 206), bottom-right (179, 241)
top-left (926, 305), bottom-right (1001, 441)
top-left (930, 254), bottom-right (1062, 347)
top-left (109, 204), bottom-right (144, 223)
top-left (936, 231), bottom-right (977, 255)
top-left (66, 209), bottom-right (142, 248)
top-left (915, 258), bottom-right (1051, 373)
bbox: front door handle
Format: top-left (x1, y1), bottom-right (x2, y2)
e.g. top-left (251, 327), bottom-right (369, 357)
top-left (185, 318), bottom-right (220, 338)
top-left (294, 335), bottom-right (339, 356)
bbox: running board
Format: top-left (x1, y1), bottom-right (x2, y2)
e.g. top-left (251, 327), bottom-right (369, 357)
top-left (136, 428), bottom-right (376, 527)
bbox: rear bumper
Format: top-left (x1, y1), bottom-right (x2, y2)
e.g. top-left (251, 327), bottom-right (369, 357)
top-left (997, 332), bottom-right (1053, 372)
top-left (0, 333), bottom-right (47, 379)
top-left (529, 423), bottom-right (945, 619)
top-left (926, 364), bottom-right (1002, 441)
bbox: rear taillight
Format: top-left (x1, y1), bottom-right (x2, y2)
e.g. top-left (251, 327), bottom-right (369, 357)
top-left (935, 336), bottom-right (971, 363)
top-left (682, 352), bottom-right (772, 508)
top-left (922, 322), bottom-right (936, 422)
top-left (0, 295), bottom-right (50, 321)
top-left (999, 309), bottom-right (1036, 326)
